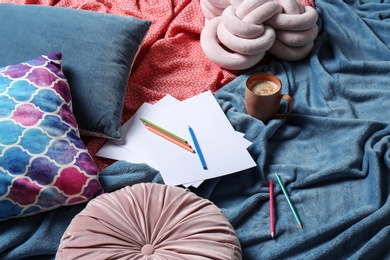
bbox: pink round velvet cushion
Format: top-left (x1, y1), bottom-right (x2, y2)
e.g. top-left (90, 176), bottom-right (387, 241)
top-left (56, 183), bottom-right (242, 260)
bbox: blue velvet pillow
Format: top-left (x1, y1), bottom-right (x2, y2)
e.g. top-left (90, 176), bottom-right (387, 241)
top-left (0, 52), bottom-right (104, 220)
top-left (0, 4), bottom-right (151, 139)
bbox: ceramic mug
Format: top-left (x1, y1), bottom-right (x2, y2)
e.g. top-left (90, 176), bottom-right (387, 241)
top-left (245, 73), bottom-right (294, 123)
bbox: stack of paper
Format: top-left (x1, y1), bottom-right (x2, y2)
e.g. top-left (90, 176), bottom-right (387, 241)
top-left (97, 91), bottom-right (256, 188)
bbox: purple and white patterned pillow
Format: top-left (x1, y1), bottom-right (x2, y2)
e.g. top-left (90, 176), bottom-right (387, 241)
top-left (0, 52), bottom-right (104, 220)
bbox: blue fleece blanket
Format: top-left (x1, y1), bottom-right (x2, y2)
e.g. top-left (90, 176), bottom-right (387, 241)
top-left (2, 0), bottom-right (390, 259)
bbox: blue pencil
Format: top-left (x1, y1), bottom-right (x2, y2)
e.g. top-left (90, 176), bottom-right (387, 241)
top-left (188, 125), bottom-right (207, 170)
top-left (274, 173), bottom-right (302, 228)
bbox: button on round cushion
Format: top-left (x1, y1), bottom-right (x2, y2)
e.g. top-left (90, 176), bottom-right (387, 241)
top-left (56, 183), bottom-right (242, 259)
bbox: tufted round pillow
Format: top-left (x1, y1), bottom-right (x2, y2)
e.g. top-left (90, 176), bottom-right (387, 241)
top-left (56, 183), bottom-right (242, 260)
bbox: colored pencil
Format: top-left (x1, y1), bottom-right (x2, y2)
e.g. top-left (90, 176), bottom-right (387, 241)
top-left (144, 123), bottom-right (193, 149)
top-left (274, 173), bottom-right (302, 229)
top-left (145, 125), bottom-right (195, 153)
top-left (188, 125), bottom-right (207, 170)
top-left (140, 118), bottom-right (188, 143)
top-left (269, 180), bottom-right (275, 239)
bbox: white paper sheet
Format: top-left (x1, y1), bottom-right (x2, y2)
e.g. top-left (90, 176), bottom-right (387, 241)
top-left (97, 91), bottom-right (256, 186)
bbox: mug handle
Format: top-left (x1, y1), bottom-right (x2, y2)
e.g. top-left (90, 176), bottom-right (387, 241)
top-left (275, 94), bottom-right (294, 118)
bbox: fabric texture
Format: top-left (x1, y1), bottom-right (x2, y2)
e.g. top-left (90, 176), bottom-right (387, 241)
top-left (200, 0), bottom-right (318, 70)
top-left (2, 0), bottom-right (390, 259)
top-left (56, 183), bottom-right (242, 260)
top-left (0, 53), bottom-right (103, 221)
top-left (0, 3), bottom-right (151, 139)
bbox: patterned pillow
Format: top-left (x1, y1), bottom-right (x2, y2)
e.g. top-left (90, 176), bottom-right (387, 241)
top-left (0, 53), bottom-right (104, 221)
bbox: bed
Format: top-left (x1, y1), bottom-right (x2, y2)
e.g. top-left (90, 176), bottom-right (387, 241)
top-left (1, 0), bottom-right (390, 259)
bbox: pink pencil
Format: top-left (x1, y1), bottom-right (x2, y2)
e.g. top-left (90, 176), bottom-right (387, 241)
top-left (269, 180), bottom-right (275, 239)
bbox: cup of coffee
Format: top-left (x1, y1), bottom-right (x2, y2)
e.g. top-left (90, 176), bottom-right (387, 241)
top-left (245, 73), bottom-right (294, 123)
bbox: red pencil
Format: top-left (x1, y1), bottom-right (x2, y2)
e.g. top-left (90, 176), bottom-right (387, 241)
top-left (269, 180), bottom-right (275, 239)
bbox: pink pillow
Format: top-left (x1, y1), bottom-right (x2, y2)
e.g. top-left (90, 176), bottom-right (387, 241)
top-left (56, 183), bottom-right (242, 259)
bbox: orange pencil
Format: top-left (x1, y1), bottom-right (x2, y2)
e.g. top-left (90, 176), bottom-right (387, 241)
top-left (269, 180), bottom-right (275, 239)
top-left (145, 124), bottom-right (195, 153)
top-left (144, 123), bottom-right (192, 149)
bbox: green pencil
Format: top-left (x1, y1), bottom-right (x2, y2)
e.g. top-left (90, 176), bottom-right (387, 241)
top-left (274, 173), bottom-right (303, 229)
top-left (140, 118), bottom-right (188, 143)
